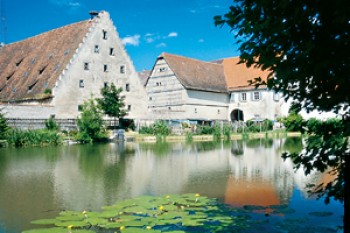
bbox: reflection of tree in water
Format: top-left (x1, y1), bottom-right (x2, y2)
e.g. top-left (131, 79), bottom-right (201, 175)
top-left (231, 140), bottom-right (244, 156)
top-left (283, 137), bottom-right (303, 154)
top-left (193, 141), bottom-right (220, 152)
top-left (245, 138), bottom-right (273, 148)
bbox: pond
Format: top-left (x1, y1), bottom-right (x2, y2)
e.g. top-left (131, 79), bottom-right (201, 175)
top-left (0, 138), bottom-right (344, 233)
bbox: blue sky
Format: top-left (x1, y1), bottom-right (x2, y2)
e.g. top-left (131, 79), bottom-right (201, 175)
top-left (1, 0), bottom-right (239, 71)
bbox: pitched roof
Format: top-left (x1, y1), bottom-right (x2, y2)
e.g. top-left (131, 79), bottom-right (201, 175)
top-left (138, 70), bottom-right (151, 86)
top-left (0, 19), bottom-right (92, 101)
top-left (159, 53), bottom-right (227, 93)
top-left (220, 57), bottom-right (271, 91)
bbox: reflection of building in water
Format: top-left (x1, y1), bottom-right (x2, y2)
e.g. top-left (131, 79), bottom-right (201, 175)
top-left (226, 139), bottom-right (294, 206)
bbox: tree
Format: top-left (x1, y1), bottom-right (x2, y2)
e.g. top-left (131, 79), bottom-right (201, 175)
top-left (77, 98), bottom-right (107, 143)
top-left (97, 83), bottom-right (127, 128)
top-left (0, 108), bottom-right (9, 140)
top-left (215, 1), bottom-right (350, 231)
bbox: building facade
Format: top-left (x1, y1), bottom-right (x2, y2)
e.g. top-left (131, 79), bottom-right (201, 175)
top-left (0, 11), bottom-right (147, 122)
top-left (145, 53), bottom-right (290, 123)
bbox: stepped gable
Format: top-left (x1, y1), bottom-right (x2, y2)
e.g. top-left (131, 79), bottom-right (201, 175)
top-left (0, 20), bottom-right (92, 101)
top-left (160, 53), bottom-right (228, 93)
top-left (219, 57), bottom-right (271, 91)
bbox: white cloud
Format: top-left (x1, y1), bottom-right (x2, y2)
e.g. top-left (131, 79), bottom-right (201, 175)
top-left (168, 32), bottom-right (178, 38)
top-left (156, 43), bottom-right (167, 48)
top-left (49, 0), bottom-right (81, 7)
top-left (122, 34), bottom-right (141, 46)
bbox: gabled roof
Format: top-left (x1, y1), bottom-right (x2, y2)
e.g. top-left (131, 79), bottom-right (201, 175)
top-left (0, 19), bottom-right (92, 101)
top-left (219, 57), bottom-right (271, 91)
top-left (138, 70), bottom-right (151, 86)
top-left (159, 53), bottom-right (228, 93)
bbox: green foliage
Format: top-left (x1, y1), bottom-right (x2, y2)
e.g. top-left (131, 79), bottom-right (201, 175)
top-left (77, 98), bottom-right (107, 143)
top-left (216, 3), bottom-right (350, 228)
top-left (139, 121), bottom-right (170, 136)
top-left (45, 116), bottom-right (59, 131)
top-left (153, 120), bottom-right (170, 136)
top-left (6, 129), bottom-right (62, 147)
top-left (196, 125), bottom-right (214, 135)
top-left (24, 194), bottom-right (249, 233)
top-left (0, 108), bottom-right (9, 140)
top-left (212, 124), bottom-right (221, 141)
top-left (283, 118), bottom-right (348, 204)
top-left (215, 1), bottom-right (349, 114)
top-left (43, 88), bottom-right (52, 95)
top-left (97, 82), bottom-right (127, 119)
top-left (280, 111), bottom-right (305, 132)
top-left (223, 123), bottom-right (232, 140)
top-left (139, 125), bottom-right (154, 135)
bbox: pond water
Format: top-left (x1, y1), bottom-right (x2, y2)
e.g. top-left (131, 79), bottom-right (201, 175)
top-left (0, 138), bottom-right (344, 233)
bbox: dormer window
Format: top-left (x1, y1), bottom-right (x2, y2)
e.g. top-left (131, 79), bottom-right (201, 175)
top-left (102, 30), bottom-right (108, 40)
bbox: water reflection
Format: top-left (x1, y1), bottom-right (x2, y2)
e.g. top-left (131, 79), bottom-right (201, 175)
top-left (0, 138), bottom-right (341, 232)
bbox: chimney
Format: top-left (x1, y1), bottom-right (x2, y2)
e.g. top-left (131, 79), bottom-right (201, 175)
top-left (89, 11), bottom-right (99, 19)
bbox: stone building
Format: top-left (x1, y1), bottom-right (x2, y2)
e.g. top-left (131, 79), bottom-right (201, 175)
top-left (146, 53), bottom-right (229, 123)
top-left (0, 11), bottom-right (147, 123)
top-left (146, 53), bottom-right (289, 123)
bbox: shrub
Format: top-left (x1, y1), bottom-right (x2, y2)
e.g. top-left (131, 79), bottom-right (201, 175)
top-left (45, 116), bottom-right (60, 131)
top-left (280, 111), bottom-right (305, 132)
top-left (153, 120), bottom-right (170, 136)
top-left (139, 125), bottom-right (154, 135)
top-left (0, 108), bottom-right (9, 140)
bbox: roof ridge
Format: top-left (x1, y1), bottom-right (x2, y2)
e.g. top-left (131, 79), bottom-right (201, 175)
top-left (2, 19), bottom-right (91, 47)
top-left (160, 52), bottom-right (224, 66)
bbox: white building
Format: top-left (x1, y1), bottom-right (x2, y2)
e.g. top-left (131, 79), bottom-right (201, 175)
top-left (0, 11), bottom-right (147, 122)
top-left (145, 53), bottom-right (290, 123)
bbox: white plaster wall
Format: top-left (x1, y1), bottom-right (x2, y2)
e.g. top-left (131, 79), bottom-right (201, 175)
top-left (228, 90), bottom-right (289, 121)
top-left (1, 104), bottom-right (55, 119)
top-left (52, 11), bottom-right (147, 119)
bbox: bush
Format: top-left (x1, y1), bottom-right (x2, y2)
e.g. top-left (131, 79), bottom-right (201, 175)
top-left (280, 111), bottom-right (305, 132)
top-left (7, 129), bottom-right (62, 147)
top-left (139, 125), bottom-right (154, 135)
top-left (153, 120), bottom-right (170, 136)
top-left (0, 109), bottom-right (9, 140)
top-left (77, 98), bottom-right (108, 143)
top-left (223, 123), bottom-right (232, 140)
top-left (45, 116), bottom-right (60, 131)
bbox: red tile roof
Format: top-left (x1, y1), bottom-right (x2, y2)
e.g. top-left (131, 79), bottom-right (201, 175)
top-left (0, 20), bottom-right (92, 101)
top-left (220, 57), bottom-right (271, 90)
top-left (160, 53), bottom-right (228, 93)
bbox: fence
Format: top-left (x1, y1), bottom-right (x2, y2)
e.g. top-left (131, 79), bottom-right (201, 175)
top-left (6, 118), bottom-right (119, 130)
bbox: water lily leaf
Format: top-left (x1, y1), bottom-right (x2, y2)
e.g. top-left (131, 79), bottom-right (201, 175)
top-left (54, 220), bottom-right (89, 227)
top-left (122, 228), bottom-right (161, 233)
top-left (22, 227), bottom-right (95, 233)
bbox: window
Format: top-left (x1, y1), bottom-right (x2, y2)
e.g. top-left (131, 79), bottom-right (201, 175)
top-left (240, 92), bottom-right (247, 101)
top-left (78, 105), bottom-right (83, 111)
top-left (273, 92), bottom-right (280, 101)
top-left (103, 64), bottom-right (108, 72)
top-left (79, 80), bottom-right (84, 88)
top-left (252, 91), bottom-right (261, 101)
top-left (84, 62), bottom-right (89, 70)
top-left (195, 108), bottom-right (197, 113)
top-left (125, 83), bottom-right (130, 92)
top-left (102, 30), bottom-right (108, 40)
top-left (104, 82), bottom-right (108, 88)
top-left (109, 48), bottom-right (115, 56)
top-left (159, 67), bottom-right (167, 72)
top-left (94, 45), bottom-right (99, 53)
top-left (217, 109), bottom-right (220, 114)
top-left (127, 105), bottom-right (131, 111)
top-left (120, 65), bottom-right (125, 74)
top-left (230, 93), bottom-right (235, 102)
